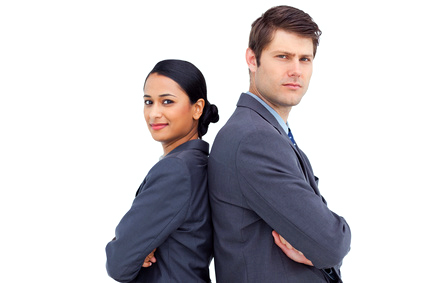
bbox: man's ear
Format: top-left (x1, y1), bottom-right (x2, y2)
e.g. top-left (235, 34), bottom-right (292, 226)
top-left (246, 48), bottom-right (258, 73)
top-left (193, 98), bottom-right (205, 120)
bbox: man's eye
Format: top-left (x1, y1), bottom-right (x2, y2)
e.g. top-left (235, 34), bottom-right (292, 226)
top-left (277, 55), bottom-right (287, 59)
top-left (301, 58), bottom-right (311, 62)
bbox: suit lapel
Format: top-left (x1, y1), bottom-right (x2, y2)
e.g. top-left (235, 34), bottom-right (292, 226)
top-left (237, 93), bottom-right (321, 197)
top-left (237, 93), bottom-right (298, 152)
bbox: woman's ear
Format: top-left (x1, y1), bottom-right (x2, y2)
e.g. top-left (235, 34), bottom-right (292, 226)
top-left (193, 99), bottom-right (205, 120)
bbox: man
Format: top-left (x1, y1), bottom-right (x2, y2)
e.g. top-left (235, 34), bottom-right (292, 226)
top-left (208, 5), bottom-right (351, 282)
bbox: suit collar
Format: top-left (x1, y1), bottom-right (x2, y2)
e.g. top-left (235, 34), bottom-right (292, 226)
top-left (245, 92), bottom-right (290, 135)
top-left (237, 93), bottom-right (287, 136)
top-left (166, 139), bottom-right (209, 157)
top-left (237, 93), bottom-right (300, 152)
top-left (236, 93), bottom-right (320, 196)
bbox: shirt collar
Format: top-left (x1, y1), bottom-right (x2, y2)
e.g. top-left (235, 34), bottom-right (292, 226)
top-left (245, 91), bottom-right (289, 135)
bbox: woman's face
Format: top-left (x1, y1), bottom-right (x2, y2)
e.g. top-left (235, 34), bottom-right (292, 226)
top-left (143, 73), bottom-right (203, 155)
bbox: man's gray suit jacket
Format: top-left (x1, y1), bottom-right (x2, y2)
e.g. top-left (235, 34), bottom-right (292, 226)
top-left (208, 93), bottom-right (351, 282)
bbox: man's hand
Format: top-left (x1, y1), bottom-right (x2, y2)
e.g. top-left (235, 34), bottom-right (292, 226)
top-left (142, 249), bottom-right (157, 268)
top-left (272, 231), bottom-right (313, 266)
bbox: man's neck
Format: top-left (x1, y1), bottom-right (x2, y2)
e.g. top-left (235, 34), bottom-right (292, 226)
top-left (245, 91), bottom-right (290, 135)
top-left (248, 88), bottom-right (291, 123)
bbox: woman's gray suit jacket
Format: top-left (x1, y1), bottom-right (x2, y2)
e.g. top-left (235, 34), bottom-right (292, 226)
top-left (106, 140), bottom-right (213, 282)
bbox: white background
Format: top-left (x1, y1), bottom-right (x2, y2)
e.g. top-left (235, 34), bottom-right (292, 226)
top-left (1, 1), bottom-right (423, 282)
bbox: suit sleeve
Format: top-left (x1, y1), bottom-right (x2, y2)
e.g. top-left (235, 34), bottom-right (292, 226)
top-left (106, 157), bottom-right (191, 282)
top-left (236, 129), bottom-right (351, 269)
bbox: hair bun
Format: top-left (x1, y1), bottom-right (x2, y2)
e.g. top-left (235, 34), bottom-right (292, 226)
top-left (199, 103), bottom-right (219, 137)
top-left (205, 104), bottom-right (219, 124)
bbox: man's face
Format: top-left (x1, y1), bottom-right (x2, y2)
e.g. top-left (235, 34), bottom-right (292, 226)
top-left (247, 29), bottom-right (314, 119)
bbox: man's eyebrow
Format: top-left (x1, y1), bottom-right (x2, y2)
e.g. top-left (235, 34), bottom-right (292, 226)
top-left (275, 50), bottom-right (295, 56)
top-left (273, 50), bottom-right (313, 58)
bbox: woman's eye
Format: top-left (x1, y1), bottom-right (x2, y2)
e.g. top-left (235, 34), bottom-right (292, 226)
top-left (163, 99), bottom-right (174, 105)
top-left (144, 100), bottom-right (153, 105)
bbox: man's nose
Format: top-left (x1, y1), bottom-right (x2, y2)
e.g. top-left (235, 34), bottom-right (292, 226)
top-left (288, 61), bottom-right (301, 77)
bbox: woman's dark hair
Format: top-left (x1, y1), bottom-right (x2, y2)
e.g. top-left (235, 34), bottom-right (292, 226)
top-left (249, 5), bottom-right (322, 66)
top-left (144, 59), bottom-right (219, 138)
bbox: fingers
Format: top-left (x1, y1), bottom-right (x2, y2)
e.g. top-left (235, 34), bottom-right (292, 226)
top-left (272, 230), bottom-right (285, 250)
top-left (304, 258), bottom-right (313, 266)
top-left (150, 255), bottom-right (157, 263)
top-left (279, 235), bottom-right (293, 250)
top-left (142, 261), bottom-right (152, 268)
top-left (271, 231), bottom-right (314, 266)
top-left (272, 230), bottom-right (292, 250)
top-left (142, 249), bottom-right (157, 268)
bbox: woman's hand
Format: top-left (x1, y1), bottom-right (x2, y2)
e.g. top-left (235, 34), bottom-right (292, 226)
top-left (272, 231), bottom-right (313, 266)
top-left (142, 249), bottom-right (157, 268)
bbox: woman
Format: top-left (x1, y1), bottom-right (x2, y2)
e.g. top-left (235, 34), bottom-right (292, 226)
top-left (106, 59), bottom-right (219, 282)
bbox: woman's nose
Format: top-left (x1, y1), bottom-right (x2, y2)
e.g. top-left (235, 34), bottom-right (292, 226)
top-left (148, 104), bottom-right (162, 119)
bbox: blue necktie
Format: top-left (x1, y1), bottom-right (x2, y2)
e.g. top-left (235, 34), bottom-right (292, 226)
top-left (288, 128), bottom-right (296, 146)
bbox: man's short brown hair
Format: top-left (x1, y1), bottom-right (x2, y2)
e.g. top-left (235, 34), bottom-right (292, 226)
top-left (249, 5), bottom-right (322, 66)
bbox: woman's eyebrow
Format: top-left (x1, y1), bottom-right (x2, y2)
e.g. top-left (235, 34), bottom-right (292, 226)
top-left (143, 94), bottom-right (176, 98)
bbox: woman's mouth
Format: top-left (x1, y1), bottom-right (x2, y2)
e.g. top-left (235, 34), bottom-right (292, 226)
top-left (150, 123), bottom-right (168, 130)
